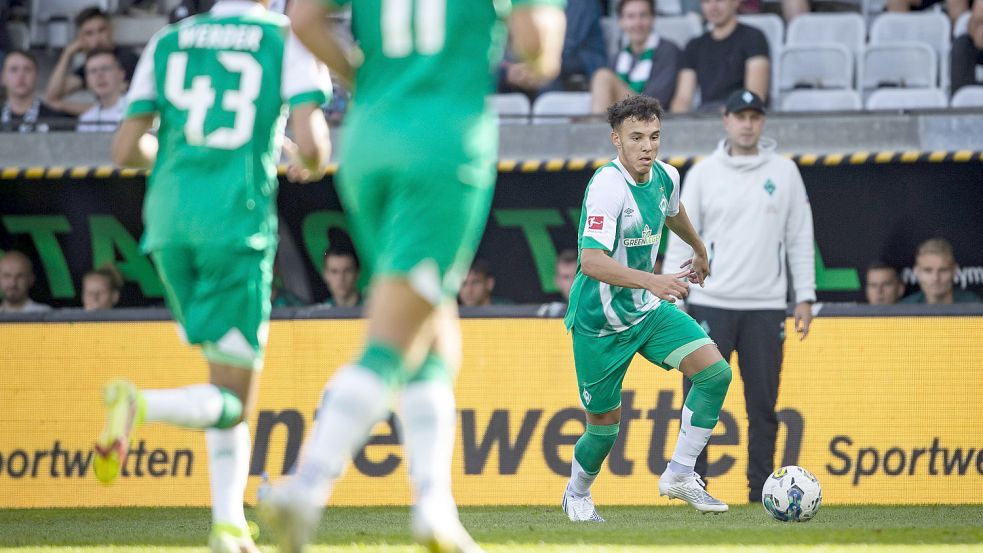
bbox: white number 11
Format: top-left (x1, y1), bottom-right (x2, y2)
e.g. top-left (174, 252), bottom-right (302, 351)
top-left (382, 0), bottom-right (446, 58)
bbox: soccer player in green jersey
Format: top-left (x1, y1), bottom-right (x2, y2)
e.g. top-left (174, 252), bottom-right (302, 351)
top-left (561, 95), bottom-right (732, 521)
top-left (94, 1), bottom-right (330, 551)
top-left (257, 1), bottom-right (565, 552)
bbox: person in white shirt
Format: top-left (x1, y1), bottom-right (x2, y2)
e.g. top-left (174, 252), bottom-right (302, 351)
top-left (0, 250), bottom-right (52, 313)
top-left (662, 88), bottom-right (815, 503)
top-left (77, 49), bottom-right (127, 132)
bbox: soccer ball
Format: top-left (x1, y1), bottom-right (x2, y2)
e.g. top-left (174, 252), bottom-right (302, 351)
top-left (761, 466), bottom-right (822, 522)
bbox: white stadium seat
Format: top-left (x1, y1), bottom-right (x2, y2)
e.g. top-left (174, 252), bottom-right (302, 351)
top-left (862, 43), bottom-right (937, 91)
top-left (786, 13), bottom-right (865, 88)
top-left (531, 92), bottom-right (591, 124)
top-left (779, 44), bottom-right (854, 91)
top-left (869, 12), bottom-right (951, 89)
top-left (489, 94), bottom-right (532, 121)
top-left (654, 13), bottom-right (704, 50)
top-left (111, 16), bottom-right (169, 48)
top-left (781, 89), bottom-right (862, 112)
top-left (950, 86), bottom-right (983, 108)
top-left (738, 14), bottom-right (784, 106)
top-left (865, 88), bottom-right (948, 110)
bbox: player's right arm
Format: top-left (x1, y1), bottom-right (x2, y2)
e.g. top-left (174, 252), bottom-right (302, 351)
top-left (111, 31), bottom-right (161, 169)
top-left (288, 0), bottom-right (356, 88)
top-left (508, 1), bottom-right (567, 90)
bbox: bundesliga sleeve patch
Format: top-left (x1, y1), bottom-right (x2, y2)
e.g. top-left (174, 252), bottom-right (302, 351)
top-left (586, 215), bottom-right (605, 232)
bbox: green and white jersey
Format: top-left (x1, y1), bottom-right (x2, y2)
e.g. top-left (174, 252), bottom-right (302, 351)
top-left (564, 158), bottom-right (681, 337)
top-left (126, 1), bottom-right (330, 252)
top-left (325, 0), bottom-right (564, 172)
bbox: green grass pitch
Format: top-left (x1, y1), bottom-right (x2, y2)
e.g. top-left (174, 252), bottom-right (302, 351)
top-left (1, 505), bottom-right (981, 552)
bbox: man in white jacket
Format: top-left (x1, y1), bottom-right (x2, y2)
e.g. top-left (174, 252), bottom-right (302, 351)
top-left (662, 89), bottom-right (815, 503)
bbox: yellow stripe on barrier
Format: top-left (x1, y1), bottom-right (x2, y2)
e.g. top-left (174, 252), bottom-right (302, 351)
top-left (24, 167), bottom-right (46, 179)
top-left (824, 153), bottom-right (844, 166)
top-left (592, 158), bottom-right (608, 169)
top-left (545, 159), bottom-right (565, 172)
top-left (94, 166), bottom-right (114, 178)
top-left (849, 152), bottom-right (870, 164)
top-left (119, 168), bottom-right (142, 178)
top-left (928, 151), bottom-right (947, 163)
top-left (497, 160), bottom-right (517, 172)
top-left (900, 150), bottom-right (921, 163)
top-left (1, 167), bottom-right (21, 179)
top-left (567, 158), bottom-right (587, 171)
top-left (874, 151), bottom-right (895, 163)
top-left (952, 150), bottom-right (973, 162)
top-left (520, 160), bottom-right (541, 172)
top-left (667, 156), bottom-right (688, 168)
top-left (69, 167), bottom-right (90, 178)
top-left (798, 154), bottom-right (818, 166)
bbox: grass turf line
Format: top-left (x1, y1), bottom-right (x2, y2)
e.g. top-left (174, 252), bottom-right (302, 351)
top-left (1, 505), bottom-right (981, 551)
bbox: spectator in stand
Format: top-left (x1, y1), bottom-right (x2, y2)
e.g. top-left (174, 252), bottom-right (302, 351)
top-left (670, 0), bottom-right (770, 113)
top-left (1, 50), bottom-right (73, 132)
top-left (538, 248), bottom-right (579, 316)
top-left (901, 238), bottom-right (981, 304)
top-left (864, 261), bottom-right (905, 305)
top-left (888, 0), bottom-right (969, 27)
top-left (501, 0), bottom-right (606, 93)
top-left (45, 6), bottom-right (139, 116)
top-left (590, 0), bottom-right (680, 112)
top-left (952, 0), bottom-right (983, 93)
top-left (77, 49), bottom-right (128, 132)
top-left (459, 259), bottom-right (511, 307)
top-left (321, 246), bottom-right (362, 307)
top-left (0, 250), bottom-right (51, 313)
top-left (82, 264), bottom-right (123, 311)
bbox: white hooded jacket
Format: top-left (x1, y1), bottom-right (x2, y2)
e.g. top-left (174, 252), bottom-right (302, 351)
top-left (663, 137), bottom-right (816, 310)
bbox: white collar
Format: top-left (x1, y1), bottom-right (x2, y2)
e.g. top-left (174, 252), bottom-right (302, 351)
top-left (210, 0), bottom-right (268, 17)
top-left (612, 156), bottom-right (652, 186)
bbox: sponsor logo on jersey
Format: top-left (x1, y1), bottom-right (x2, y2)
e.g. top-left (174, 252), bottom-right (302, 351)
top-left (623, 224), bottom-right (661, 248)
top-left (586, 215), bottom-right (605, 231)
top-left (623, 208), bottom-right (635, 217)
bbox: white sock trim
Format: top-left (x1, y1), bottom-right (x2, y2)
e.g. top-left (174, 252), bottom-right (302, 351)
top-left (670, 406), bottom-right (713, 469)
top-left (400, 381), bottom-right (456, 500)
top-left (206, 422), bottom-right (250, 528)
top-left (143, 384), bottom-right (224, 428)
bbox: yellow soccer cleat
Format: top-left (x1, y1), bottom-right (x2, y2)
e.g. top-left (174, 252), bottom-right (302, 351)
top-left (93, 379), bottom-right (144, 485)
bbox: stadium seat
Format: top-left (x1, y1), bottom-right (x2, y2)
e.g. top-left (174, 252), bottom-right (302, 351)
top-left (779, 44), bottom-right (854, 91)
top-left (781, 89), bottom-right (863, 112)
top-left (600, 16), bottom-right (621, 61)
top-left (786, 13), bottom-right (865, 87)
top-left (862, 43), bottom-right (937, 91)
top-left (865, 88), bottom-right (948, 110)
top-left (29, 0), bottom-right (110, 46)
top-left (7, 21), bottom-right (31, 51)
top-left (950, 86), bottom-right (983, 108)
top-left (111, 16), bottom-right (168, 48)
top-left (954, 11), bottom-right (970, 38)
top-left (532, 92), bottom-right (591, 124)
top-left (654, 13), bottom-right (704, 50)
top-left (869, 12), bottom-right (951, 89)
top-left (489, 93), bottom-right (532, 121)
top-left (738, 14), bottom-right (784, 106)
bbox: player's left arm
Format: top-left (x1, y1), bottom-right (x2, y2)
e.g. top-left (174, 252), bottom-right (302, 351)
top-left (665, 203), bottom-right (708, 287)
top-left (289, 0), bottom-right (357, 89)
top-left (111, 31), bottom-right (161, 169)
top-left (785, 164), bottom-right (817, 340)
top-left (111, 116), bottom-right (158, 169)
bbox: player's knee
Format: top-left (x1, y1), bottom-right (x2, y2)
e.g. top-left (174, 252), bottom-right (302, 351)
top-left (213, 386), bottom-right (245, 429)
top-left (693, 359), bottom-right (732, 397)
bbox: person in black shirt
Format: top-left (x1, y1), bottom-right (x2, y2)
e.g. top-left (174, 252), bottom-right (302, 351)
top-left (44, 6), bottom-right (139, 116)
top-left (1, 50), bottom-right (73, 132)
top-left (670, 0), bottom-right (770, 113)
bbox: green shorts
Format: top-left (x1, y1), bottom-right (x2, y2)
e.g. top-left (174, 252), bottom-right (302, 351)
top-left (336, 159), bottom-right (495, 305)
top-left (151, 245), bottom-right (274, 370)
top-left (571, 303), bottom-right (714, 414)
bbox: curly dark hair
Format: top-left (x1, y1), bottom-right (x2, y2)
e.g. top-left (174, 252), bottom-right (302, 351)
top-left (606, 95), bottom-right (664, 130)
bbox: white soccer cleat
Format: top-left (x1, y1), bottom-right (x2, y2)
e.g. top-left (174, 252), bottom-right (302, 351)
top-left (412, 494), bottom-right (485, 553)
top-left (208, 522), bottom-right (260, 553)
top-left (659, 469), bottom-right (728, 513)
top-left (257, 477), bottom-right (323, 553)
top-left (562, 485), bottom-right (605, 522)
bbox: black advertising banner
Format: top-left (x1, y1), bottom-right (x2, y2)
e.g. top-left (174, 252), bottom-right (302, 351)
top-left (1, 156), bottom-right (982, 308)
